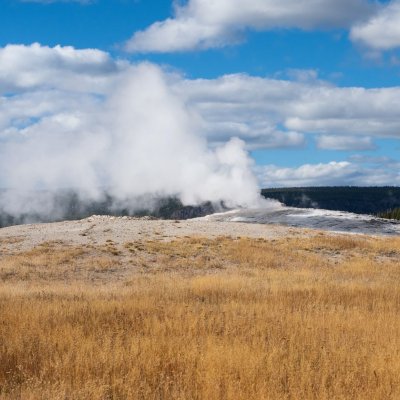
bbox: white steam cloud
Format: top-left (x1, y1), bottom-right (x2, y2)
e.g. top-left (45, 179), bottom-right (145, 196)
top-left (0, 54), bottom-right (263, 218)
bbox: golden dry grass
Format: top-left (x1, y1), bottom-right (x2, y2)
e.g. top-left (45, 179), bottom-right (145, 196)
top-left (1, 233), bottom-right (400, 399)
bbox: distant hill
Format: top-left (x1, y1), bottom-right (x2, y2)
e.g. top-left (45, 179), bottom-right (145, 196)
top-left (262, 187), bottom-right (400, 216)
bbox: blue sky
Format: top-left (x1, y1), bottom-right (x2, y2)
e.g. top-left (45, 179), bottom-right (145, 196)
top-left (0, 0), bottom-right (400, 192)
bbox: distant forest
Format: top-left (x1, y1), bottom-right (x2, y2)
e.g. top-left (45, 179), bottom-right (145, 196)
top-left (1, 187), bottom-right (400, 229)
top-left (262, 187), bottom-right (400, 218)
top-left (378, 208), bottom-right (400, 220)
top-left (0, 192), bottom-right (216, 229)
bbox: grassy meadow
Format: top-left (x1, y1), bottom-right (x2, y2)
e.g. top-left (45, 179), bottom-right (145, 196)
top-left (0, 233), bottom-right (400, 399)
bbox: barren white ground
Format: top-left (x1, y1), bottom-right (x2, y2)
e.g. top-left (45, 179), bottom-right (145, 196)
top-left (0, 216), bottom-right (316, 253)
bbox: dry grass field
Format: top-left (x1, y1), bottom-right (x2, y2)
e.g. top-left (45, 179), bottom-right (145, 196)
top-left (1, 231), bottom-right (400, 399)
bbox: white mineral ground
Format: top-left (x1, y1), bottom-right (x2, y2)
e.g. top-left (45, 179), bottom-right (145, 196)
top-left (0, 215), bottom-right (317, 253)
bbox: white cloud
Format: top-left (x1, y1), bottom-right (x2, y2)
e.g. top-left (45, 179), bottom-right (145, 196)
top-left (316, 135), bottom-right (376, 150)
top-left (3, 46), bottom-right (400, 151)
top-left (257, 161), bottom-right (400, 187)
top-left (258, 161), bottom-right (354, 187)
top-left (0, 43), bottom-right (124, 93)
top-left (177, 73), bottom-right (400, 142)
top-left (350, 154), bottom-right (400, 168)
top-left (351, 0), bottom-right (400, 50)
top-left (126, 0), bottom-right (375, 52)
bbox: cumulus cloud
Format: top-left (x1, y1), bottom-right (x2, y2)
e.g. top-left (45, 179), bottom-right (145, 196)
top-left (351, 0), bottom-right (400, 50)
top-left (178, 73), bottom-right (400, 141)
top-left (257, 161), bottom-right (400, 187)
top-left (125, 0), bottom-right (375, 52)
top-left (3, 46), bottom-right (400, 150)
top-left (0, 43), bottom-right (124, 93)
top-left (258, 161), bottom-right (355, 187)
top-left (316, 135), bottom-right (377, 151)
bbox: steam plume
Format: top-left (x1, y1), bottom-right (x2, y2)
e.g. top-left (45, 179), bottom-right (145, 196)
top-left (0, 61), bottom-right (263, 219)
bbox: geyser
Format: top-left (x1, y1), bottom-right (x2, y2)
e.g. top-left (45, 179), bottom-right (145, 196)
top-left (0, 51), bottom-right (264, 223)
